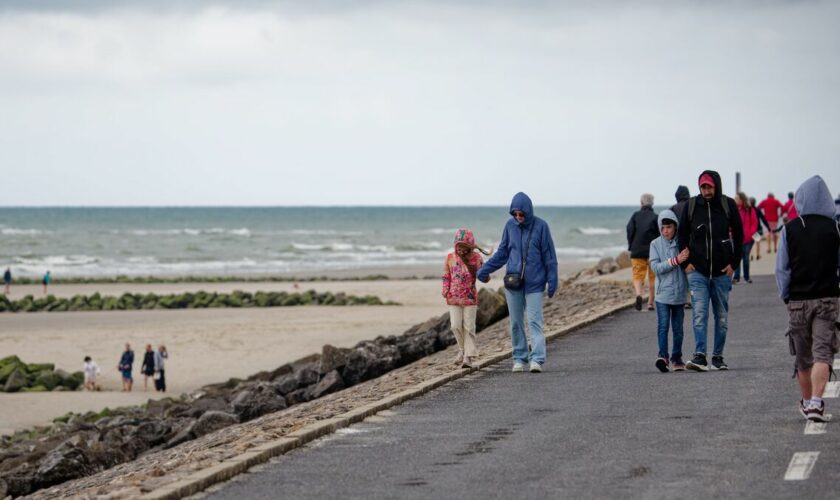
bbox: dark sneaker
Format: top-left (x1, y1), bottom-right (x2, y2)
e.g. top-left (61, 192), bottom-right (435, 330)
top-left (805, 401), bottom-right (831, 422)
top-left (655, 357), bottom-right (670, 373)
top-left (686, 353), bottom-right (709, 372)
top-left (711, 356), bottom-right (728, 371)
top-left (671, 357), bottom-right (685, 371)
top-left (635, 295), bottom-right (643, 311)
top-left (799, 399), bottom-right (808, 419)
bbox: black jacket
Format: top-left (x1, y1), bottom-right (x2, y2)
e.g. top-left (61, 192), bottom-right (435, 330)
top-left (678, 170), bottom-right (744, 277)
top-left (670, 185), bottom-right (690, 221)
top-left (626, 206), bottom-right (659, 259)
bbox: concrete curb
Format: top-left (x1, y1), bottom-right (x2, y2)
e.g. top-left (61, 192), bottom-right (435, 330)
top-left (142, 299), bottom-right (634, 499)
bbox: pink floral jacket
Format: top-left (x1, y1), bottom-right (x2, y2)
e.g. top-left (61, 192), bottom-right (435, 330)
top-left (442, 252), bottom-right (484, 306)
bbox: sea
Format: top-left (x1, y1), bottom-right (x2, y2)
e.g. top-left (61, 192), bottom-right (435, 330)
top-left (0, 207), bottom-right (638, 278)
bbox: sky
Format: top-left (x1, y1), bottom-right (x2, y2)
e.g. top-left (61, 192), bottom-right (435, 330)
top-left (1, 0), bottom-right (838, 206)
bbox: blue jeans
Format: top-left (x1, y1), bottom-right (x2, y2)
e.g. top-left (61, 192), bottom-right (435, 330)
top-left (504, 289), bottom-right (546, 364)
top-left (655, 302), bottom-right (684, 361)
top-left (687, 272), bottom-right (732, 356)
top-left (733, 242), bottom-right (754, 281)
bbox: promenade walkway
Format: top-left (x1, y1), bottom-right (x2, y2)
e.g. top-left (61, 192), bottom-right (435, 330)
top-left (204, 275), bottom-right (840, 499)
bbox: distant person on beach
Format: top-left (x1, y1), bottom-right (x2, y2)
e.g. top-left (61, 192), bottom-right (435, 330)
top-left (477, 192), bottom-right (558, 374)
top-left (782, 191), bottom-right (798, 222)
top-left (41, 270), bottom-right (51, 294)
top-left (775, 175), bottom-right (839, 422)
top-left (118, 343), bottom-right (134, 392)
top-left (442, 229), bottom-right (490, 369)
top-left (671, 185), bottom-right (690, 221)
top-left (83, 355), bottom-right (101, 391)
top-left (141, 344), bottom-right (155, 391)
top-left (649, 209), bottom-right (690, 372)
top-left (679, 170), bottom-right (743, 371)
top-left (749, 196), bottom-right (771, 261)
top-left (758, 193), bottom-right (783, 254)
top-left (733, 192), bottom-right (758, 284)
top-left (153, 344), bottom-right (169, 392)
top-left (626, 193), bottom-right (659, 311)
top-left (3, 268), bottom-right (10, 295)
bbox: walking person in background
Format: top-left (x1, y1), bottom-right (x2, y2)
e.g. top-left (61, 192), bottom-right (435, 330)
top-left (649, 209), bottom-right (690, 372)
top-left (679, 170), bottom-right (743, 371)
top-left (117, 343), bottom-right (134, 392)
top-left (442, 229), bottom-right (490, 368)
top-left (153, 344), bottom-right (169, 392)
top-left (477, 192), bottom-right (558, 374)
top-left (671, 185), bottom-right (690, 221)
top-left (83, 356), bottom-right (100, 391)
top-left (733, 192), bottom-right (758, 284)
top-left (41, 270), bottom-right (51, 294)
top-left (140, 344), bottom-right (155, 392)
top-left (775, 175), bottom-right (840, 422)
top-left (782, 191), bottom-right (798, 223)
top-left (3, 268), bottom-right (11, 295)
top-left (749, 196), bottom-right (771, 261)
top-left (626, 193), bottom-right (659, 311)
top-left (758, 193), bottom-right (783, 254)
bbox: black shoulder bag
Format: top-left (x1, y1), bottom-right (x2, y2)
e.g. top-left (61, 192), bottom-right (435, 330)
top-left (503, 225), bottom-right (534, 290)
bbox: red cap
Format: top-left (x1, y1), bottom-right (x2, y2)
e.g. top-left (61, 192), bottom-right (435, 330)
top-left (699, 173), bottom-right (715, 188)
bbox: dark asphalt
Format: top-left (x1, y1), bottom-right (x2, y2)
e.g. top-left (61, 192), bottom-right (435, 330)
top-left (203, 276), bottom-right (840, 499)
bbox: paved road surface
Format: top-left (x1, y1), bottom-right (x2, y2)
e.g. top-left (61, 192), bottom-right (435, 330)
top-left (203, 276), bottom-right (840, 499)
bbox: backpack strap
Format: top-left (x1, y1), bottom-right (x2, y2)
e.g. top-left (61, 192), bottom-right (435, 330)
top-left (688, 197), bottom-right (696, 225)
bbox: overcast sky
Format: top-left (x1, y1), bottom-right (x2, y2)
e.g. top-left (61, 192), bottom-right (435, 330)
top-left (1, 1), bottom-right (838, 206)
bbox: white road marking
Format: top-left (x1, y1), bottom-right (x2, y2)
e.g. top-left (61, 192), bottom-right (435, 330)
top-left (784, 452), bottom-right (820, 480)
top-left (823, 381), bottom-right (840, 398)
top-left (804, 421), bottom-right (827, 435)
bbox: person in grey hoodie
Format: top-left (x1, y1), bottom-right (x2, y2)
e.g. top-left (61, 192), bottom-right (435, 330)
top-left (649, 209), bottom-right (690, 372)
top-left (776, 175), bottom-right (840, 422)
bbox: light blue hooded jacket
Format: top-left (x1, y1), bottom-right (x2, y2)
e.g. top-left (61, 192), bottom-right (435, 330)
top-left (649, 209), bottom-right (688, 305)
top-left (477, 192), bottom-right (559, 296)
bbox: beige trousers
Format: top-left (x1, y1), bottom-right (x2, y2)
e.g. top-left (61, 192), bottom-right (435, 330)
top-left (449, 305), bottom-right (478, 358)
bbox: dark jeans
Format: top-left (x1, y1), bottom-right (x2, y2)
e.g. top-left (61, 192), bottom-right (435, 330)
top-left (733, 241), bottom-right (754, 281)
top-left (154, 370), bottom-right (166, 392)
top-left (656, 302), bottom-right (685, 361)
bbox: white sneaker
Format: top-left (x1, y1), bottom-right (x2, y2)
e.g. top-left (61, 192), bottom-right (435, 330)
top-left (512, 361), bottom-right (526, 373)
top-left (529, 361), bottom-right (543, 373)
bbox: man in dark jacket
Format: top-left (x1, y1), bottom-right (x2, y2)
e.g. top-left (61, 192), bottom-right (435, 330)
top-left (478, 192), bottom-right (558, 373)
top-left (776, 175), bottom-right (840, 422)
top-left (679, 170), bottom-right (744, 371)
top-left (626, 193), bottom-right (659, 311)
top-left (671, 185), bottom-right (690, 220)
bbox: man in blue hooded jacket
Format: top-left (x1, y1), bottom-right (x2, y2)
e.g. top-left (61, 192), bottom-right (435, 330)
top-left (477, 192), bottom-right (559, 373)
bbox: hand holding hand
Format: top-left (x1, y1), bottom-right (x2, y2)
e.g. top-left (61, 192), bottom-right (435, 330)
top-left (477, 274), bottom-right (489, 283)
top-left (677, 248), bottom-right (689, 264)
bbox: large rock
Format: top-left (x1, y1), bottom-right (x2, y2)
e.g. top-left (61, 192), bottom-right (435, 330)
top-left (596, 257), bottom-right (618, 275)
top-left (341, 343), bottom-right (400, 386)
top-left (0, 360), bottom-right (25, 385)
top-left (476, 288), bottom-right (508, 331)
top-left (294, 364), bottom-right (320, 387)
top-left (185, 397), bottom-right (228, 418)
top-left (285, 388), bottom-right (312, 406)
top-left (35, 442), bottom-right (95, 490)
top-left (3, 368), bottom-right (28, 392)
top-left (319, 345), bottom-right (351, 375)
top-left (308, 370), bottom-right (345, 399)
top-left (191, 411), bottom-right (238, 438)
top-left (229, 383), bottom-right (288, 422)
top-left (34, 371), bottom-right (63, 391)
top-left (131, 421), bottom-right (171, 447)
top-left (271, 373), bottom-right (299, 396)
top-left (395, 331), bottom-right (437, 366)
top-left (615, 250), bottom-right (632, 269)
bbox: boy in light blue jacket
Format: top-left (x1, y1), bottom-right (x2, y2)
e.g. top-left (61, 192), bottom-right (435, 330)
top-left (649, 209), bottom-right (690, 372)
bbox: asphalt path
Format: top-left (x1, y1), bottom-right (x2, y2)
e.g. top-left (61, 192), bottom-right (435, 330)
top-left (203, 276), bottom-right (840, 499)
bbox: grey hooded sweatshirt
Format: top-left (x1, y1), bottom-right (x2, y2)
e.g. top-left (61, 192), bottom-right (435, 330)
top-left (775, 175), bottom-right (840, 301)
top-left (649, 209), bottom-right (689, 305)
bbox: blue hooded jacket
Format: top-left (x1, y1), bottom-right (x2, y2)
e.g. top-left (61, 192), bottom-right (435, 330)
top-left (477, 192), bottom-right (559, 296)
top-left (649, 209), bottom-right (688, 305)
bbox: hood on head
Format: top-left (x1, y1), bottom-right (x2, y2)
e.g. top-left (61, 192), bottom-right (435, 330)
top-left (509, 192), bottom-right (534, 225)
top-left (698, 170), bottom-right (723, 201)
top-left (658, 209), bottom-right (679, 230)
top-left (674, 185), bottom-right (690, 203)
top-left (794, 175), bottom-right (836, 218)
top-left (453, 228), bottom-right (476, 249)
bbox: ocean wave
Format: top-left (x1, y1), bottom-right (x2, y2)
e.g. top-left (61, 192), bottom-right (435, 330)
top-left (1, 228), bottom-right (46, 236)
top-left (554, 245), bottom-right (626, 258)
top-left (574, 227), bottom-right (621, 236)
top-left (113, 228), bottom-right (252, 237)
top-left (421, 228), bottom-right (457, 235)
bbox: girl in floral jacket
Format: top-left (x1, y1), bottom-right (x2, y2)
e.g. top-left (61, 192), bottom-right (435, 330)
top-left (442, 228), bottom-right (489, 368)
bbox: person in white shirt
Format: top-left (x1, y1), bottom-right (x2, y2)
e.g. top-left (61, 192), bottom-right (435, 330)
top-left (83, 356), bottom-right (101, 391)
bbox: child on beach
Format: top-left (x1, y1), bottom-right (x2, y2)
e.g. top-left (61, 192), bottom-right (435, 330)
top-left (442, 229), bottom-right (490, 368)
top-left (648, 209), bottom-right (690, 372)
top-left (83, 355), bottom-right (101, 391)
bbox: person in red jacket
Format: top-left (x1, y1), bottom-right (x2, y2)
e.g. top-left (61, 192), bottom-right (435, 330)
top-left (757, 193), bottom-right (784, 254)
top-left (782, 191), bottom-right (798, 222)
top-left (733, 192), bottom-right (759, 283)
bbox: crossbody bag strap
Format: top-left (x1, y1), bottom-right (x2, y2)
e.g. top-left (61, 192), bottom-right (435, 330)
top-left (519, 225), bottom-right (534, 280)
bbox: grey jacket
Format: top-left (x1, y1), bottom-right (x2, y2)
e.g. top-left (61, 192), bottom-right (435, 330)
top-left (649, 209), bottom-right (688, 305)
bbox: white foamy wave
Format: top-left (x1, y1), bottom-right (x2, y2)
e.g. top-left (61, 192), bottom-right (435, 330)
top-left (288, 229), bottom-right (364, 236)
top-left (13, 254), bottom-right (100, 267)
top-left (422, 228), bottom-right (456, 235)
top-left (575, 227), bottom-right (621, 236)
top-left (117, 228), bottom-right (252, 237)
top-left (1, 228), bottom-right (46, 235)
top-left (555, 245), bottom-right (626, 258)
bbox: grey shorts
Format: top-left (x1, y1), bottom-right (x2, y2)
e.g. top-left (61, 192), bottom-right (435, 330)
top-left (787, 297), bottom-right (840, 370)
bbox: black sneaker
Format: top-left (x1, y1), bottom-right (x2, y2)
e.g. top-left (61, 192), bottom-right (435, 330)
top-left (635, 295), bottom-right (643, 311)
top-left (655, 357), bottom-right (670, 373)
top-left (805, 401), bottom-right (831, 422)
top-left (686, 353), bottom-right (709, 372)
top-left (711, 355), bottom-right (728, 371)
